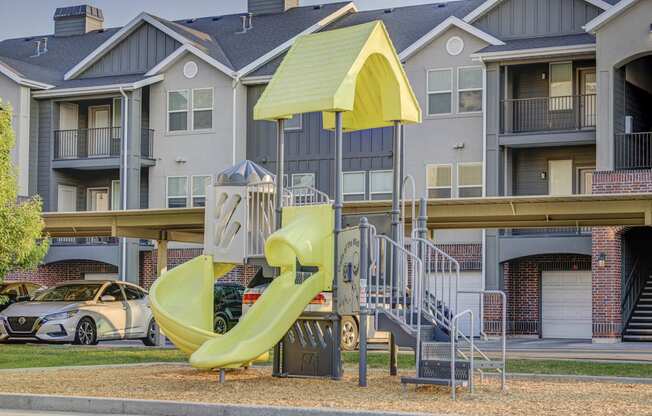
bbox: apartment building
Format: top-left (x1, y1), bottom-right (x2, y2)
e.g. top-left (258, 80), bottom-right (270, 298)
top-left (1, 0), bottom-right (650, 342)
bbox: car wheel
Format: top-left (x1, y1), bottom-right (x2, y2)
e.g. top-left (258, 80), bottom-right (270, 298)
top-left (214, 314), bottom-right (229, 335)
top-left (340, 316), bottom-right (359, 351)
top-left (73, 317), bottom-right (97, 346)
top-left (141, 319), bottom-right (159, 346)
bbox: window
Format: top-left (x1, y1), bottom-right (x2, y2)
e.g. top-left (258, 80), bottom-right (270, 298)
top-left (458, 163), bottom-right (482, 198)
top-left (167, 176), bottom-right (188, 208)
top-left (192, 175), bottom-right (211, 207)
top-left (370, 170), bottom-right (393, 195)
top-left (343, 171), bottom-right (366, 196)
top-left (427, 165), bottom-right (452, 198)
top-left (284, 114), bottom-right (302, 131)
top-left (549, 62), bottom-right (573, 111)
top-left (427, 69), bottom-right (452, 115)
top-left (168, 90), bottom-right (188, 132)
top-left (458, 67), bottom-right (482, 113)
top-left (122, 285), bottom-right (144, 300)
top-left (578, 167), bottom-right (595, 195)
top-left (111, 180), bottom-right (120, 211)
top-left (192, 88), bottom-right (213, 130)
top-left (112, 98), bottom-right (122, 128)
top-left (101, 283), bottom-right (125, 301)
top-left (291, 173), bottom-right (315, 188)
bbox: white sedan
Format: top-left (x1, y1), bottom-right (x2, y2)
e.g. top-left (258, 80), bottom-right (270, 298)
top-left (0, 280), bottom-right (157, 346)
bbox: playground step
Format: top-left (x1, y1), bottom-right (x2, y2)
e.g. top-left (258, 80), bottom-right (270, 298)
top-left (474, 360), bottom-right (505, 369)
top-left (401, 376), bottom-right (455, 387)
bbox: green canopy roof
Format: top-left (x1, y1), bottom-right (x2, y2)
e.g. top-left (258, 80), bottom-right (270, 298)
top-left (253, 21), bottom-right (421, 132)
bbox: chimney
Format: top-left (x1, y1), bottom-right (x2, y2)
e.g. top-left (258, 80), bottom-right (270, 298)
top-left (247, 0), bottom-right (299, 15)
top-left (53, 5), bottom-right (104, 37)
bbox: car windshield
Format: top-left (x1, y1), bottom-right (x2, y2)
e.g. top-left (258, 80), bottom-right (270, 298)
top-left (33, 284), bottom-right (102, 302)
top-left (0, 284), bottom-right (19, 300)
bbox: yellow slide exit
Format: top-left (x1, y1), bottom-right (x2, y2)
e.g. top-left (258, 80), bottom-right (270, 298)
top-left (149, 204), bottom-right (333, 369)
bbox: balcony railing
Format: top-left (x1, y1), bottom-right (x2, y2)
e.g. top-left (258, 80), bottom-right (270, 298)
top-left (615, 132), bottom-right (652, 170)
top-left (51, 237), bottom-right (119, 246)
top-left (53, 127), bottom-right (154, 161)
top-left (501, 227), bottom-right (592, 237)
top-left (501, 94), bottom-right (596, 134)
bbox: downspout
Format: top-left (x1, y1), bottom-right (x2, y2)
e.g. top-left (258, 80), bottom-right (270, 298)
top-left (119, 87), bottom-right (129, 282)
top-left (232, 78), bottom-right (238, 165)
top-left (480, 56), bottom-right (487, 292)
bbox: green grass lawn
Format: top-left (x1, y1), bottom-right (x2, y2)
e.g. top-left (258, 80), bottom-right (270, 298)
top-left (1, 344), bottom-right (651, 379)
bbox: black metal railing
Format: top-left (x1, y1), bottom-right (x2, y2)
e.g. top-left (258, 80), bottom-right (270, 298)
top-left (51, 237), bottom-right (119, 246)
top-left (615, 132), bottom-right (652, 170)
top-left (501, 227), bottom-right (592, 237)
top-left (501, 94), bottom-right (596, 134)
top-left (53, 127), bottom-right (154, 160)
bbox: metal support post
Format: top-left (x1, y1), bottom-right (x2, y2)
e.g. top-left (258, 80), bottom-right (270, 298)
top-left (358, 217), bottom-right (369, 387)
top-left (273, 118), bottom-right (285, 377)
top-left (218, 369), bottom-right (225, 384)
top-left (389, 121), bottom-right (402, 376)
top-left (331, 111), bottom-right (344, 380)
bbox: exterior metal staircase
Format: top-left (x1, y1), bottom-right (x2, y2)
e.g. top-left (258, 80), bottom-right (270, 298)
top-left (624, 276), bottom-right (652, 342)
top-left (362, 195), bottom-right (507, 399)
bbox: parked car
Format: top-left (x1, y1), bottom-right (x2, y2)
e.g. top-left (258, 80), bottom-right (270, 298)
top-left (0, 280), bottom-right (157, 346)
top-left (242, 284), bottom-right (373, 351)
top-left (213, 282), bottom-right (245, 334)
top-left (0, 282), bottom-right (42, 312)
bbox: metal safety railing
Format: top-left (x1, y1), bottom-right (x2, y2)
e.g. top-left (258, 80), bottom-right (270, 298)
top-left (615, 132), bottom-right (652, 170)
top-left (284, 185), bottom-right (330, 207)
top-left (501, 94), bottom-right (596, 134)
top-left (451, 309), bottom-right (474, 400)
top-left (53, 127), bottom-right (154, 160)
top-left (246, 181), bottom-right (276, 257)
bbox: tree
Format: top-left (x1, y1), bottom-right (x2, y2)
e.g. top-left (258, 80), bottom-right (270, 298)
top-left (0, 100), bottom-right (48, 281)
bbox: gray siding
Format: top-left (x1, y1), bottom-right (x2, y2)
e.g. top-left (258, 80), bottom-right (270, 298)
top-left (28, 98), bottom-right (39, 196)
top-left (511, 145), bottom-right (596, 196)
top-left (246, 85), bottom-right (393, 198)
top-left (474, 0), bottom-right (602, 39)
top-left (37, 100), bottom-right (53, 211)
top-left (80, 23), bottom-right (180, 79)
top-left (248, 0), bottom-right (299, 15)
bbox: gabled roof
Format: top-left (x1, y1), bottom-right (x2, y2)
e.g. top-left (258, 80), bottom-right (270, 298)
top-left (463, 0), bottom-right (614, 23)
top-left (254, 21), bottom-right (421, 131)
top-left (399, 16), bottom-right (504, 60)
top-left (584, 0), bottom-right (637, 33)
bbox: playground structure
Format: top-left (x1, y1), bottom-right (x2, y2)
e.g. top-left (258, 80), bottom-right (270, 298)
top-left (148, 20), bottom-right (506, 398)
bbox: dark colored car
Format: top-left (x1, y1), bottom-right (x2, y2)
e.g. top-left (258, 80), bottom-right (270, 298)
top-left (0, 282), bottom-right (42, 312)
top-left (213, 282), bottom-right (245, 334)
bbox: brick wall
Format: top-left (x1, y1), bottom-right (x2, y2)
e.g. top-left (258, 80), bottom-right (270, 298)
top-left (500, 254), bottom-right (591, 336)
top-left (5, 261), bottom-right (118, 286)
top-left (139, 249), bottom-right (259, 290)
top-left (590, 170), bottom-right (652, 339)
top-left (436, 243), bottom-right (482, 271)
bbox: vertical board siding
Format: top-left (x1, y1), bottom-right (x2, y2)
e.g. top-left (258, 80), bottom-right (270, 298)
top-left (28, 98), bottom-right (40, 196)
top-left (80, 23), bottom-right (180, 79)
top-left (474, 0), bottom-right (602, 39)
top-left (37, 100), bottom-right (52, 211)
top-left (246, 85), bottom-right (393, 198)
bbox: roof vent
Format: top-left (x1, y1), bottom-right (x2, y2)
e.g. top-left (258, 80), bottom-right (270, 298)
top-left (247, 0), bottom-right (299, 15)
top-left (30, 38), bottom-right (48, 58)
top-left (384, 8), bottom-right (394, 13)
top-left (313, 5), bottom-right (323, 10)
top-left (437, 3), bottom-right (447, 7)
top-left (212, 16), bottom-right (222, 21)
top-left (53, 5), bottom-right (104, 37)
top-left (185, 18), bottom-right (196, 24)
top-left (237, 13), bottom-right (253, 34)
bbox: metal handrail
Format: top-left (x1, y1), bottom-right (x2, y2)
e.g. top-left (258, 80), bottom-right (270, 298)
top-left (500, 94), bottom-right (596, 133)
top-left (451, 309), bottom-right (474, 400)
top-left (246, 181), bottom-right (276, 257)
top-left (285, 185), bottom-right (330, 206)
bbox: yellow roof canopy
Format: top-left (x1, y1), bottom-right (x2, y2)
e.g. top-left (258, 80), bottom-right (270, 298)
top-left (253, 21), bottom-right (421, 132)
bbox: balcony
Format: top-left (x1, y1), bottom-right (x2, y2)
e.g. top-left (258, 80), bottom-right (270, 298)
top-left (501, 227), bottom-right (591, 237)
top-left (501, 94), bottom-right (596, 134)
top-left (615, 132), bottom-right (652, 170)
top-left (53, 127), bottom-right (154, 168)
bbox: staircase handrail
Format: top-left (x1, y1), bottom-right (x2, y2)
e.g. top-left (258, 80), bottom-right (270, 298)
top-left (451, 309), bottom-right (474, 400)
top-left (622, 257), bottom-right (643, 327)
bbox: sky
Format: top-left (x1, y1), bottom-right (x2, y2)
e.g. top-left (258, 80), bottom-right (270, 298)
top-left (0, 0), bottom-right (446, 40)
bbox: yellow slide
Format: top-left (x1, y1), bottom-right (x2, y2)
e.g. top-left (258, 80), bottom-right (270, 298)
top-left (149, 204), bottom-right (333, 369)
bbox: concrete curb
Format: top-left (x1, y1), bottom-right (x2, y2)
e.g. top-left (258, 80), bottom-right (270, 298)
top-left (0, 393), bottom-right (446, 416)
top-left (490, 372), bottom-right (652, 384)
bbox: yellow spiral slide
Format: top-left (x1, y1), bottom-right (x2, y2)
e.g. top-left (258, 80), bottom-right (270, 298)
top-left (149, 204), bottom-right (333, 369)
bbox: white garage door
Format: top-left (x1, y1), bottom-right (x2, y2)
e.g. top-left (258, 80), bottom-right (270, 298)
top-left (430, 272), bottom-right (482, 337)
top-left (84, 273), bottom-right (118, 281)
top-left (542, 271), bottom-right (592, 339)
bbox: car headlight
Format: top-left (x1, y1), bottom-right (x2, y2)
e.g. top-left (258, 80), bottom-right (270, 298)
top-left (43, 310), bottom-right (78, 322)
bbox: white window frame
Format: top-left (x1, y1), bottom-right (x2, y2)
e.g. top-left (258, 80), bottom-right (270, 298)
top-left (291, 172), bottom-right (316, 188)
top-left (457, 162), bottom-right (483, 198)
top-left (191, 175), bottom-right (211, 207)
top-left (426, 164), bottom-right (453, 199)
top-left (549, 61), bottom-right (573, 111)
top-left (457, 66), bottom-right (483, 114)
top-left (167, 89), bottom-right (189, 133)
top-left (342, 171), bottom-right (366, 196)
top-left (369, 170), bottom-right (393, 195)
top-left (190, 88), bottom-right (214, 131)
top-left (426, 68), bottom-right (453, 116)
top-left (112, 98), bottom-right (122, 128)
top-left (284, 114), bottom-right (303, 131)
top-left (166, 176), bottom-right (188, 208)
top-left (86, 187), bottom-right (109, 211)
top-left (111, 179), bottom-right (120, 211)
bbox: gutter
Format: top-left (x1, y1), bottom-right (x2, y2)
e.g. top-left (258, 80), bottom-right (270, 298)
top-left (31, 75), bottom-right (164, 99)
top-left (119, 87), bottom-right (129, 282)
top-left (471, 44), bottom-right (596, 62)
